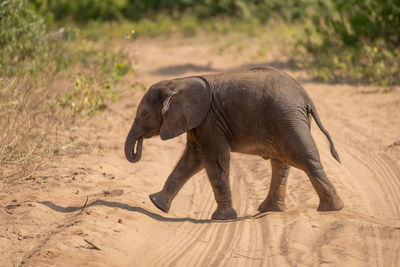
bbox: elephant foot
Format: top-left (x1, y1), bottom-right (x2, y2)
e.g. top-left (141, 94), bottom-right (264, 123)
top-left (211, 206), bottom-right (237, 220)
top-left (317, 196), bottom-right (344, 211)
top-left (257, 199), bottom-right (285, 213)
top-left (149, 192), bottom-right (171, 213)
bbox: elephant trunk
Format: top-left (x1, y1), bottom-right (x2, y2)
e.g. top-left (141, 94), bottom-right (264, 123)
top-left (124, 128), bottom-right (143, 163)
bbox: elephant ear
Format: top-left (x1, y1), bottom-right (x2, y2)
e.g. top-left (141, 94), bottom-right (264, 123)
top-left (160, 77), bottom-right (211, 140)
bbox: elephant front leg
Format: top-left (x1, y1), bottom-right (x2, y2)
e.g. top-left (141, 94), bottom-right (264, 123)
top-left (203, 151), bottom-right (237, 220)
top-left (258, 159), bottom-right (290, 212)
top-left (149, 141), bottom-right (203, 213)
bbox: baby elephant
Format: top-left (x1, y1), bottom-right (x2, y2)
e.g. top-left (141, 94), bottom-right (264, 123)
top-left (125, 67), bottom-right (344, 220)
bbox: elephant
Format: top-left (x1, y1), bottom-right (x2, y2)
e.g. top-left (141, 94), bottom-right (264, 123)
top-left (124, 67), bottom-right (344, 220)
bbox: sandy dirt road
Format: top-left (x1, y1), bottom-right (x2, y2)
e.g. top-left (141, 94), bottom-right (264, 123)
top-left (1, 37), bottom-right (400, 266)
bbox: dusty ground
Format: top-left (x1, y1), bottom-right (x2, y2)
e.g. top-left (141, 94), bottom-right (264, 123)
top-left (1, 35), bottom-right (400, 267)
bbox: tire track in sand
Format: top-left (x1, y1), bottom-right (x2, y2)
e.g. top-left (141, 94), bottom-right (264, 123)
top-left (368, 152), bottom-right (400, 216)
top-left (215, 155), bottom-right (266, 266)
top-left (141, 128), bottom-right (400, 266)
top-left (170, 159), bottom-right (245, 267)
top-left (147, 153), bottom-right (264, 267)
top-left (307, 127), bottom-right (400, 265)
top-left (147, 176), bottom-right (215, 266)
top-left (147, 164), bottom-right (243, 266)
top-left (363, 151), bottom-right (400, 265)
top-left (207, 156), bottom-right (260, 266)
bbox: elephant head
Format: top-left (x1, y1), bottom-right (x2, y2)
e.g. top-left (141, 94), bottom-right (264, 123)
top-left (124, 77), bottom-right (211, 163)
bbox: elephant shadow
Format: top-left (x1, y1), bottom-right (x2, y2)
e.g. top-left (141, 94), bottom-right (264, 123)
top-left (37, 199), bottom-right (268, 224)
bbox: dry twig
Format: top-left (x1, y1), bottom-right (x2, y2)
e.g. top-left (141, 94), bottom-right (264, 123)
top-left (78, 196), bottom-right (89, 215)
top-left (84, 239), bottom-right (101, 250)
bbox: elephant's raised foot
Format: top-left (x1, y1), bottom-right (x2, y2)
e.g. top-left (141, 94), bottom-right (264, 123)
top-left (212, 207), bottom-right (237, 220)
top-left (257, 199), bottom-right (285, 213)
top-left (317, 196), bottom-right (344, 211)
top-left (149, 192), bottom-right (171, 213)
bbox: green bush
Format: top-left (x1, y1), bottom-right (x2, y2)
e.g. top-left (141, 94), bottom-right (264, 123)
top-left (30, 0), bottom-right (313, 22)
top-left (313, 0), bottom-right (400, 47)
top-left (0, 0), bottom-right (46, 74)
top-left (55, 47), bottom-right (132, 116)
top-left (298, 0), bottom-right (400, 87)
top-left (0, 0), bottom-right (134, 177)
top-left (30, 0), bottom-right (128, 22)
top-left (56, 73), bottom-right (117, 116)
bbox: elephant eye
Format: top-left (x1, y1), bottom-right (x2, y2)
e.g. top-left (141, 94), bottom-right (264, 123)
top-left (141, 111), bottom-right (149, 118)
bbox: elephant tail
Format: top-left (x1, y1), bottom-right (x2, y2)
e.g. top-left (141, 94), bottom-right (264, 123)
top-left (309, 103), bottom-right (341, 163)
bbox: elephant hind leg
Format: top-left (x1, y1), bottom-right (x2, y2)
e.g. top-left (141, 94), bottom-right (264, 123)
top-left (284, 128), bottom-right (343, 211)
top-left (258, 159), bottom-right (290, 212)
top-left (303, 159), bottom-right (344, 211)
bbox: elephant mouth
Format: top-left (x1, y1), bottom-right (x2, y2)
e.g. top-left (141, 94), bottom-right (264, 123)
top-left (144, 128), bottom-right (160, 138)
top-left (125, 126), bottom-right (160, 163)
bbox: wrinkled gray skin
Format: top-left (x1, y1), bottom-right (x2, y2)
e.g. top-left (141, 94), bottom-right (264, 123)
top-left (125, 67), bottom-right (344, 220)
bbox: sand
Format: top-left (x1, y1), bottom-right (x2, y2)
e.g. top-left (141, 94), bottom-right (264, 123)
top-left (1, 37), bottom-right (400, 267)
